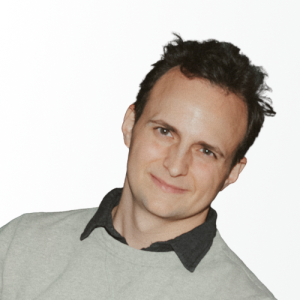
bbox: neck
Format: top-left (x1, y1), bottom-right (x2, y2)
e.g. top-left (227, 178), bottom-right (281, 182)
top-left (112, 177), bottom-right (209, 250)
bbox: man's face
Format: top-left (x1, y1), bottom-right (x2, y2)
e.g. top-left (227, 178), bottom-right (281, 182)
top-left (122, 67), bottom-right (247, 222)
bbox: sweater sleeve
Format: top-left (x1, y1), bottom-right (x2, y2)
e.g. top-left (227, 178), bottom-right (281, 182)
top-left (0, 215), bottom-right (24, 295)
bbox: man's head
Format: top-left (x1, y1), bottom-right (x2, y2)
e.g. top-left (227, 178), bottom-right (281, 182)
top-left (134, 34), bottom-right (276, 168)
top-left (121, 35), bottom-right (275, 223)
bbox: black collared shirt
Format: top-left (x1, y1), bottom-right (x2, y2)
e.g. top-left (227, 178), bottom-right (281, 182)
top-left (81, 188), bottom-right (217, 272)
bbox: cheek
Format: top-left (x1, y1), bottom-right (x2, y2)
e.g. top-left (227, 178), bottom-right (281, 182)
top-left (191, 161), bottom-right (226, 192)
top-left (127, 136), bottom-right (166, 190)
top-left (130, 136), bottom-right (165, 167)
top-left (191, 163), bottom-right (211, 186)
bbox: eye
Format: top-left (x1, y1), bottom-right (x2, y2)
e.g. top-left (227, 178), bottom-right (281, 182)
top-left (200, 148), bottom-right (215, 157)
top-left (158, 127), bottom-right (172, 137)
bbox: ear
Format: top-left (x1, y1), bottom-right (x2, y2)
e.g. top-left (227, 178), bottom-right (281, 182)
top-left (221, 157), bottom-right (247, 191)
top-left (121, 104), bottom-right (136, 148)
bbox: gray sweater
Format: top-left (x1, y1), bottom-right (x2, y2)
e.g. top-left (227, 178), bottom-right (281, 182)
top-left (0, 208), bottom-right (276, 300)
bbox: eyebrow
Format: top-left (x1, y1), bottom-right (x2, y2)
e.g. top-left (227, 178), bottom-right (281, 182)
top-left (149, 119), bottom-right (179, 134)
top-left (148, 119), bottom-right (225, 158)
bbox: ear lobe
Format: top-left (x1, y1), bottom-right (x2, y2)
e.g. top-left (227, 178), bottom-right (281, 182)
top-left (221, 157), bottom-right (247, 191)
top-left (121, 104), bottom-right (136, 148)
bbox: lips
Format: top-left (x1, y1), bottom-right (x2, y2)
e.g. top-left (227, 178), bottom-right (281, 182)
top-left (150, 174), bottom-right (187, 194)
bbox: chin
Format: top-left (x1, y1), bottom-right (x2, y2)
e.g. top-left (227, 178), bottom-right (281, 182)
top-left (140, 189), bottom-right (183, 220)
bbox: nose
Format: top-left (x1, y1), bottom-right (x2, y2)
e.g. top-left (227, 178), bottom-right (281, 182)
top-left (163, 144), bottom-right (190, 177)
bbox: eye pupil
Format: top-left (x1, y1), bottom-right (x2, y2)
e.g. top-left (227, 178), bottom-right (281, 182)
top-left (160, 128), bottom-right (168, 135)
top-left (200, 148), bottom-right (213, 157)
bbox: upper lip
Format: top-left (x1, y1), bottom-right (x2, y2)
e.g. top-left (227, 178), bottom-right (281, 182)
top-left (151, 174), bottom-right (187, 191)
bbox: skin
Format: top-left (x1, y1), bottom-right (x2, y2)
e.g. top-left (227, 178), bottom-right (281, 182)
top-left (112, 67), bottom-right (248, 250)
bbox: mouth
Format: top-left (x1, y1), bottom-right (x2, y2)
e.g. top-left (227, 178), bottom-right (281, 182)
top-left (150, 174), bottom-right (187, 194)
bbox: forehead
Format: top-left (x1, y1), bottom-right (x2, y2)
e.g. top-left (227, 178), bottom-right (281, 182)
top-left (140, 67), bottom-right (248, 157)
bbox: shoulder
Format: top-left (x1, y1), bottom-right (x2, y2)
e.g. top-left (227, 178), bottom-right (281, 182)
top-left (0, 208), bottom-right (97, 257)
top-left (16, 207), bottom-right (97, 231)
top-left (2, 207), bottom-right (97, 234)
top-left (198, 230), bottom-right (277, 300)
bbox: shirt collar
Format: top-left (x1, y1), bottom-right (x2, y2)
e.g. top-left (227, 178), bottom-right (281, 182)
top-left (81, 188), bottom-right (217, 272)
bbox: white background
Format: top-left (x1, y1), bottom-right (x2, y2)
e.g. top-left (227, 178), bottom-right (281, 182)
top-left (0, 1), bottom-right (299, 299)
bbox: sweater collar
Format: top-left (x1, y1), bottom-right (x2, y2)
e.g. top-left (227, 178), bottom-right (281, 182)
top-left (81, 188), bottom-right (217, 272)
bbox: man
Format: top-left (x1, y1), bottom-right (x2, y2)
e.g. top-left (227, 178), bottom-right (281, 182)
top-left (0, 35), bottom-right (276, 299)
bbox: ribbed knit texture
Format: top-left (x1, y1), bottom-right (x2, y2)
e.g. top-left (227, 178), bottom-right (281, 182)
top-left (0, 209), bottom-right (276, 300)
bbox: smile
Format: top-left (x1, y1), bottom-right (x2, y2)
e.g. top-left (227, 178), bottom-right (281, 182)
top-left (150, 174), bottom-right (187, 194)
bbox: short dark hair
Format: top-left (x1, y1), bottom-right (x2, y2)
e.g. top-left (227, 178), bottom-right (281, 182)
top-left (134, 34), bottom-right (276, 168)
